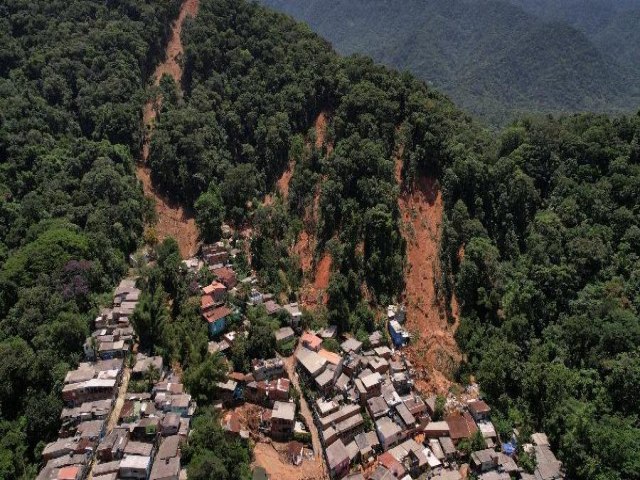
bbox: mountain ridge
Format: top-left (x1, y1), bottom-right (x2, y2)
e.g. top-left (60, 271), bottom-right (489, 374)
top-left (260, 0), bottom-right (640, 124)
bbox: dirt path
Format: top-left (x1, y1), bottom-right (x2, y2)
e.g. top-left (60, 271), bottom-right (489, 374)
top-left (86, 366), bottom-right (131, 480)
top-left (137, 0), bottom-right (200, 259)
top-left (395, 151), bottom-right (461, 395)
top-left (283, 353), bottom-right (324, 465)
top-left (106, 366), bottom-right (131, 433)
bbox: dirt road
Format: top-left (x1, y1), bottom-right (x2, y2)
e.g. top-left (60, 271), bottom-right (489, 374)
top-left (105, 366), bottom-right (131, 433)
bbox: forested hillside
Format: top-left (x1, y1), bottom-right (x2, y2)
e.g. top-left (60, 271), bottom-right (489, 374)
top-left (152, 1), bottom-right (640, 477)
top-left (0, 0), bottom-right (180, 475)
top-left (441, 115), bottom-right (640, 479)
top-left (1, 0), bottom-right (640, 478)
top-left (260, 0), bottom-right (640, 125)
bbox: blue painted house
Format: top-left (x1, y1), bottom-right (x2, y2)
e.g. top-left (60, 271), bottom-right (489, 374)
top-left (388, 320), bottom-right (410, 347)
top-left (203, 306), bottom-right (232, 336)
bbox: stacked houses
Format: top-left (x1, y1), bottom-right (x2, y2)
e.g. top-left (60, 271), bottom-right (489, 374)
top-left (38, 279), bottom-right (140, 480)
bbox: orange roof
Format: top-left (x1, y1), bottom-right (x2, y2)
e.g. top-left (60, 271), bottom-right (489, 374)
top-left (446, 412), bottom-right (478, 440)
top-left (213, 267), bottom-right (237, 284)
top-left (203, 281), bottom-right (226, 295)
top-left (301, 331), bottom-right (322, 350)
top-left (201, 294), bottom-right (215, 310)
top-left (318, 348), bottom-right (342, 365)
top-left (468, 400), bottom-right (491, 415)
top-left (203, 306), bottom-right (232, 323)
top-left (378, 452), bottom-right (406, 478)
top-left (58, 466), bottom-right (79, 480)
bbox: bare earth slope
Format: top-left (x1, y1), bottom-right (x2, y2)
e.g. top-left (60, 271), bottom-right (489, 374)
top-left (395, 152), bottom-right (461, 395)
top-left (137, 0), bottom-right (199, 258)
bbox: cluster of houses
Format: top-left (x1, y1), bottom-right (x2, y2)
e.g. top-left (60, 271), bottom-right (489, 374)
top-left (38, 279), bottom-right (197, 480)
top-left (287, 306), bottom-right (565, 480)
top-left (85, 362), bottom-right (195, 480)
top-left (194, 259), bottom-right (566, 480)
top-left (38, 279), bottom-right (140, 480)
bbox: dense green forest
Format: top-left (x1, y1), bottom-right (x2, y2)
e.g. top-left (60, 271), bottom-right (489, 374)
top-left (260, 0), bottom-right (640, 125)
top-left (0, 0), bottom-right (185, 475)
top-left (442, 114), bottom-right (640, 479)
top-left (1, 0), bottom-right (640, 478)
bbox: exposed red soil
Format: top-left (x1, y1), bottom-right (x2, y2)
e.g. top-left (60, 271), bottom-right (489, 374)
top-left (293, 112), bottom-right (334, 308)
top-left (277, 160), bottom-right (295, 199)
top-left (313, 253), bottom-right (331, 291)
top-left (395, 149), bottom-right (461, 395)
top-left (314, 112), bottom-right (330, 152)
top-left (136, 0), bottom-right (200, 259)
top-left (152, 0), bottom-right (199, 88)
top-left (137, 166), bottom-right (198, 258)
top-left (263, 159), bottom-right (295, 207)
top-left (252, 442), bottom-right (327, 480)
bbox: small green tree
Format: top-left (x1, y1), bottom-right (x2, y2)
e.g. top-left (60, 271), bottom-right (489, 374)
top-left (195, 186), bottom-right (225, 243)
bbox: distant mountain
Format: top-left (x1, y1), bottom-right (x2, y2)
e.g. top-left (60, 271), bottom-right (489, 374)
top-left (260, 0), bottom-right (640, 124)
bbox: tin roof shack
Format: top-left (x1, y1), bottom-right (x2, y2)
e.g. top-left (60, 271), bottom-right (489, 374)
top-left (471, 448), bottom-right (499, 473)
top-left (252, 357), bottom-right (285, 381)
top-left (467, 400), bottom-right (491, 421)
top-left (446, 412), bottom-right (478, 445)
top-left (326, 439), bottom-right (350, 479)
top-left (270, 401), bottom-right (296, 441)
top-left (340, 338), bottom-right (363, 354)
top-left (97, 428), bottom-right (129, 462)
top-left (423, 421), bottom-right (450, 439)
top-left (132, 354), bottom-right (164, 380)
top-left (296, 347), bottom-right (327, 379)
top-left (283, 303), bottom-right (302, 328)
top-left (119, 455), bottom-right (151, 479)
top-left (376, 417), bottom-right (405, 451)
top-left (275, 326), bottom-right (295, 343)
top-left (367, 396), bottom-right (390, 419)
